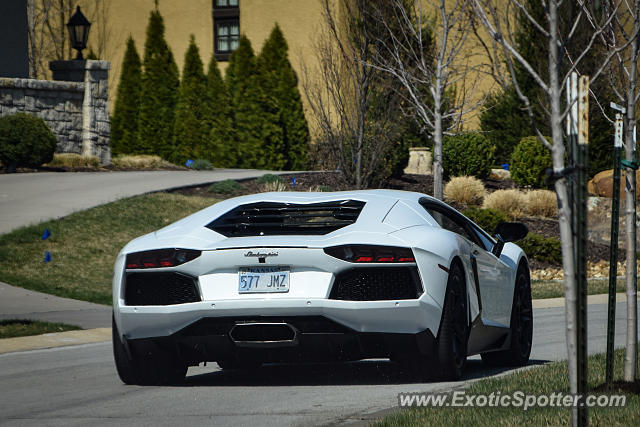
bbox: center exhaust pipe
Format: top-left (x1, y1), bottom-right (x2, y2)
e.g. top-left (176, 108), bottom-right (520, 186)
top-left (229, 322), bottom-right (299, 348)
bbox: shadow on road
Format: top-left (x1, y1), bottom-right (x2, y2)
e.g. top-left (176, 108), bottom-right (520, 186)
top-left (181, 358), bottom-right (549, 387)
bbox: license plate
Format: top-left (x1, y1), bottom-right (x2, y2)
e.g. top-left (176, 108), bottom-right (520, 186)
top-left (238, 266), bottom-right (290, 293)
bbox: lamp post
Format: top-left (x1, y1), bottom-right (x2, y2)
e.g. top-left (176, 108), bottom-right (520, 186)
top-left (66, 6), bottom-right (91, 60)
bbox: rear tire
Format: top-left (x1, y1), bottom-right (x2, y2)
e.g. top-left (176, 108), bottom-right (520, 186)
top-left (112, 315), bottom-right (187, 385)
top-left (435, 261), bottom-right (469, 381)
top-left (481, 262), bottom-right (533, 367)
top-left (112, 316), bottom-right (138, 385)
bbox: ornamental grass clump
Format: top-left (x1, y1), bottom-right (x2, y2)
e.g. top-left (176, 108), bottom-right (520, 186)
top-left (262, 180), bottom-right (288, 192)
top-left (46, 153), bottom-right (100, 169)
top-left (111, 154), bottom-right (173, 169)
top-left (483, 189), bottom-right (526, 219)
top-left (443, 176), bottom-right (487, 207)
top-left (525, 189), bottom-right (557, 218)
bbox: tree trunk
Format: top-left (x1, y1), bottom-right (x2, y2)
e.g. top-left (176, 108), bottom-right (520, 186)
top-left (547, 2), bottom-right (579, 425)
top-left (624, 104), bottom-right (638, 383)
top-left (623, 4), bottom-right (639, 381)
top-left (433, 77), bottom-right (444, 200)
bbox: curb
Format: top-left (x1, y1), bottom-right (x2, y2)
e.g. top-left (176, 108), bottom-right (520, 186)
top-left (0, 328), bottom-right (110, 355)
top-left (532, 292), bottom-right (636, 309)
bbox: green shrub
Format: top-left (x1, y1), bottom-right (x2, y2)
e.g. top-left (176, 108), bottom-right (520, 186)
top-left (208, 179), bottom-right (242, 194)
top-left (257, 173), bottom-right (282, 184)
top-left (0, 113), bottom-right (57, 172)
top-left (510, 136), bottom-right (552, 188)
top-left (462, 208), bottom-right (508, 234)
top-left (516, 233), bottom-right (561, 263)
top-left (442, 132), bottom-right (496, 179)
top-left (191, 158), bottom-right (213, 170)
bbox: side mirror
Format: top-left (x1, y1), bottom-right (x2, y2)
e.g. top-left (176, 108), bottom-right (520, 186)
top-left (492, 222), bottom-right (528, 257)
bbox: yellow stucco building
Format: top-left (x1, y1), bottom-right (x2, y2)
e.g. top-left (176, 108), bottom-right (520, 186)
top-left (57, 0), bottom-right (493, 128)
top-left (72, 0), bottom-right (326, 113)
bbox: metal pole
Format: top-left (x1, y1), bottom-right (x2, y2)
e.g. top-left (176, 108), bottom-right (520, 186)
top-left (606, 109), bottom-right (624, 388)
top-left (576, 75), bottom-right (589, 427)
top-left (633, 125), bottom-right (638, 382)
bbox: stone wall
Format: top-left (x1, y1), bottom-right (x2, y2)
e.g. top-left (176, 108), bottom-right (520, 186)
top-left (0, 60), bottom-right (110, 164)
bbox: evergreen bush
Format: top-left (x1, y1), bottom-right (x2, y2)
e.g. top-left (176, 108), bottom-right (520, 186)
top-left (442, 132), bottom-right (496, 179)
top-left (462, 208), bottom-right (509, 234)
top-left (191, 159), bottom-right (213, 170)
top-left (510, 136), bottom-right (552, 188)
top-left (203, 55), bottom-right (236, 167)
top-left (111, 36), bottom-right (142, 155)
top-left (226, 36), bottom-right (275, 169)
top-left (257, 24), bottom-right (309, 170)
top-left (0, 113), bottom-right (57, 172)
top-left (138, 8), bottom-right (179, 160)
top-left (172, 35), bottom-right (208, 165)
top-left (208, 179), bottom-right (242, 194)
top-left (257, 173), bottom-right (283, 184)
top-left (479, 89), bottom-right (532, 164)
top-left (516, 233), bottom-right (562, 263)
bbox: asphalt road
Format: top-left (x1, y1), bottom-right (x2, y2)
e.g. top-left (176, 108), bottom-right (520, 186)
top-left (0, 301), bottom-right (637, 426)
top-left (0, 170), bottom-right (285, 235)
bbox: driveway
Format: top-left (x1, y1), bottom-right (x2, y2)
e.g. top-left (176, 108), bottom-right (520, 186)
top-left (0, 169), bottom-right (284, 235)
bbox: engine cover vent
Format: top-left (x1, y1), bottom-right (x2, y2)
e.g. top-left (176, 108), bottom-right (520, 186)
top-left (207, 200), bottom-right (365, 237)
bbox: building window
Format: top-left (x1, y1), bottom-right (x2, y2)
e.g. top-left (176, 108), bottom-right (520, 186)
top-left (213, 0), bottom-right (239, 61)
top-left (216, 21), bottom-right (239, 53)
top-left (215, 0), bottom-right (238, 6)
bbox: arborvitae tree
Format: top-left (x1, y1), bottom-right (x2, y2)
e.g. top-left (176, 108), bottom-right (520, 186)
top-left (137, 7), bottom-right (179, 160)
top-left (257, 24), bottom-right (309, 170)
top-left (201, 55), bottom-right (236, 167)
top-left (480, 0), bottom-right (611, 175)
top-left (226, 36), bottom-right (281, 169)
top-left (172, 35), bottom-right (207, 164)
top-left (111, 36), bottom-right (141, 156)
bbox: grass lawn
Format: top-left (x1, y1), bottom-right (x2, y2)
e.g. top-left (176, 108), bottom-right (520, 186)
top-left (0, 319), bottom-right (81, 339)
top-left (532, 277), bottom-right (627, 300)
top-left (375, 348), bottom-right (639, 426)
top-left (0, 193), bottom-right (216, 305)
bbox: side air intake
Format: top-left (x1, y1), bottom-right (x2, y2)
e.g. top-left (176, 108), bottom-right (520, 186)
top-left (206, 200), bottom-right (365, 237)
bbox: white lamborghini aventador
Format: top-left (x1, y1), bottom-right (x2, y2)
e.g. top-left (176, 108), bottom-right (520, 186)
top-left (112, 190), bottom-right (532, 385)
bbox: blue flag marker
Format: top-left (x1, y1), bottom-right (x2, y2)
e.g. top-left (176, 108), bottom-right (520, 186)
top-left (44, 251), bottom-right (52, 263)
top-left (291, 176), bottom-right (296, 186)
top-left (41, 228), bottom-right (51, 240)
top-left (185, 159), bottom-right (194, 168)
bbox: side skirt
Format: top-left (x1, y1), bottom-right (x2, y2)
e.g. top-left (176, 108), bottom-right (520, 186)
top-left (467, 317), bottom-right (510, 356)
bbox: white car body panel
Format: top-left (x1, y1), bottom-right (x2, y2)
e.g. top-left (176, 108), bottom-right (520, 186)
top-left (113, 189), bottom-right (528, 361)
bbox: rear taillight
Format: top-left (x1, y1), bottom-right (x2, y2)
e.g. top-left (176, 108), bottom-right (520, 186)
top-left (324, 245), bottom-right (415, 263)
top-left (125, 249), bottom-right (201, 269)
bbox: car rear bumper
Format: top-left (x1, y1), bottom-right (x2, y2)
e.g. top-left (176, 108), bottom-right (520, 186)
top-left (116, 295), bottom-right (442, 340)
top-left (122, 315), bottom-right (438, 365)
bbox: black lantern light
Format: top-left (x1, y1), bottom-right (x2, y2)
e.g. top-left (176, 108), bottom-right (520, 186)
top-left (66, 6), bottom-right (91, 59)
